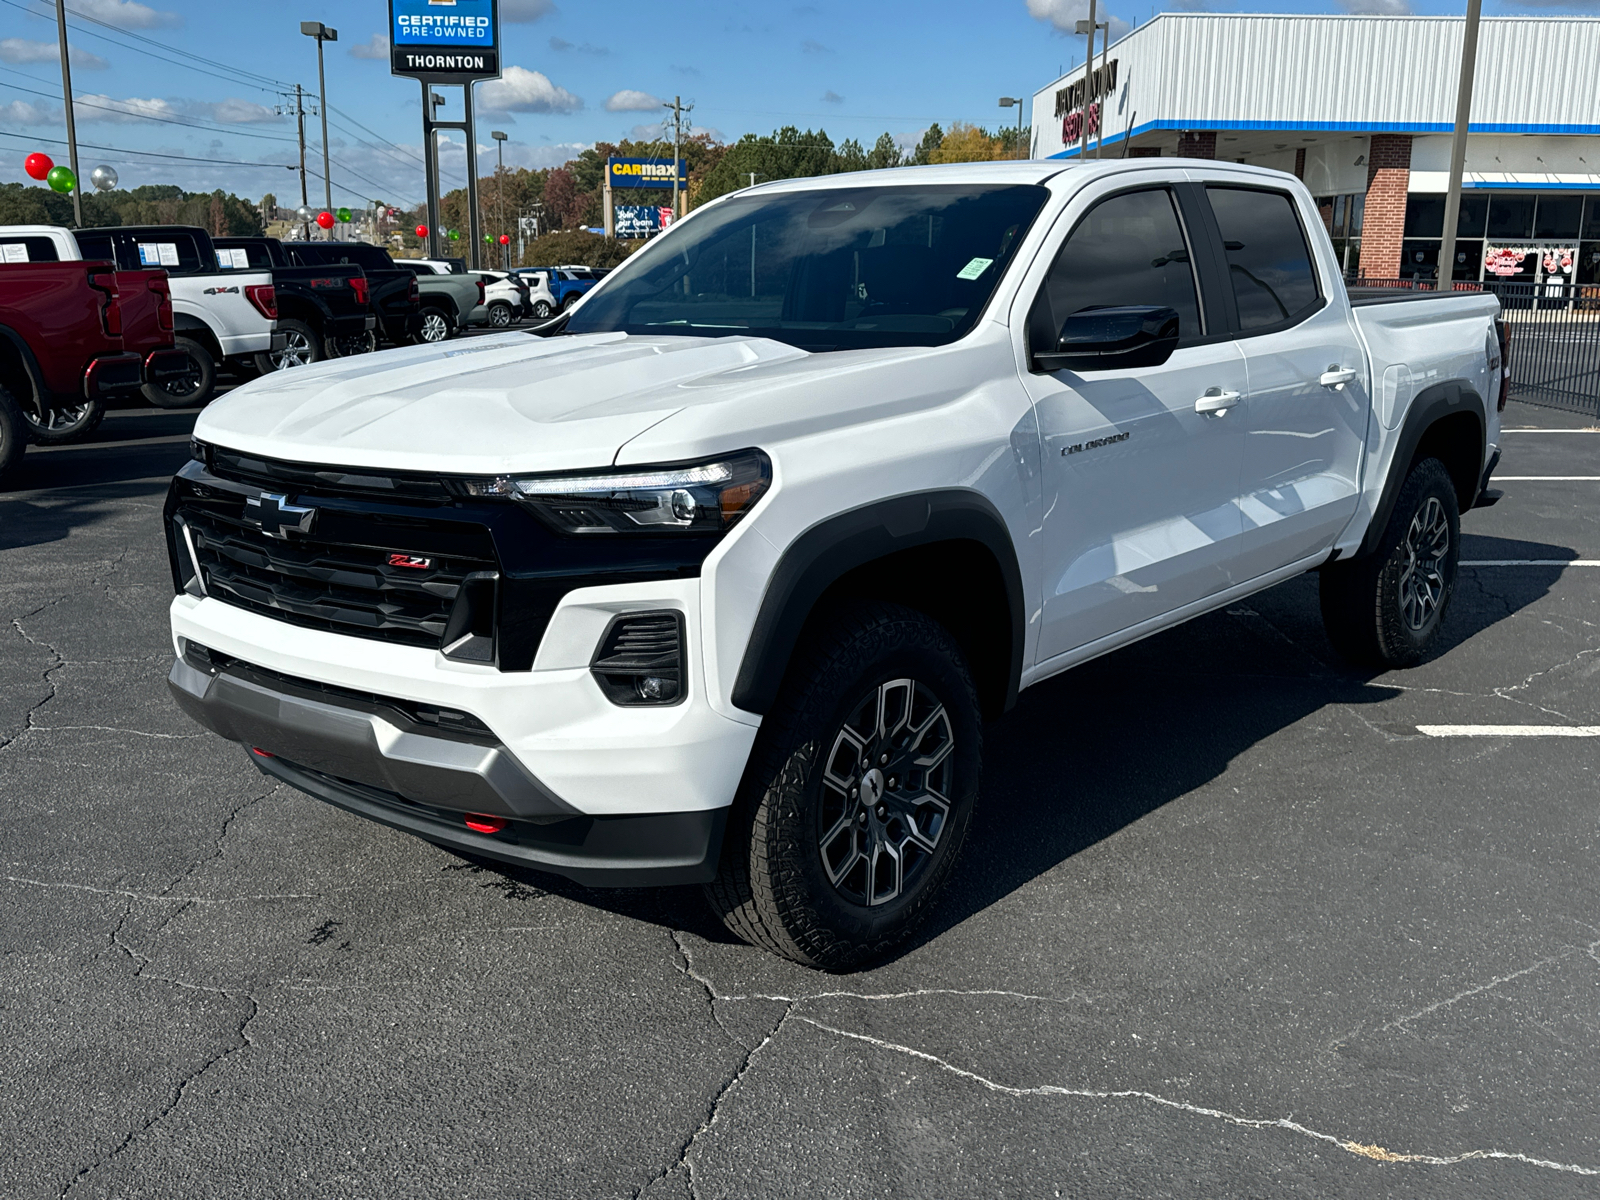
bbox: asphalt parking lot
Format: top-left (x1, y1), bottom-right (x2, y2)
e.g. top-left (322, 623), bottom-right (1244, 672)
top-left (3, 381), bottom-right (1598, 1198)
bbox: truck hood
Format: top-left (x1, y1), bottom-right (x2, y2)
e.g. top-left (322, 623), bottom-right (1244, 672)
top-left (193, 332), bottom-right (815, 475)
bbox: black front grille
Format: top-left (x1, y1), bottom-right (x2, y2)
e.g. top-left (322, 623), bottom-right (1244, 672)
top-left (182, 507), bottom-right (492, 647)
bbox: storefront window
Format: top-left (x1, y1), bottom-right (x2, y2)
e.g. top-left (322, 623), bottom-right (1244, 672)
top-left (1487, 195), bottom-right (1536, 239)
top-left (1404, 195), bottom-right (1444, 238)
top-left (1583, 197), bottom-right (1600, 241)
top-left (1534, 196), bottom-right (1583, 240)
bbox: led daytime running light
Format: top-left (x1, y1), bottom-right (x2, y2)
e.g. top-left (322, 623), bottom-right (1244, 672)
top-left (512, 461), bottom-right (733, 497)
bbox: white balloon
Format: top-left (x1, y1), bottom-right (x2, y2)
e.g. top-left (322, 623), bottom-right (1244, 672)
top-left (295, 205), bottom-right (314, 221)
top-left (89, 164), bottom-right (118, 192)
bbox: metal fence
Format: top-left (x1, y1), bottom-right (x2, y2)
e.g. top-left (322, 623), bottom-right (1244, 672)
top-left (1352, 278), bottom-right (1600, 416)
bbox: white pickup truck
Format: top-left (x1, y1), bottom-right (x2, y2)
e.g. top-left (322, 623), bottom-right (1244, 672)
top-left (163, 161), bottom-right (1506, 969)
top-left (0, 223), bottom-right (283, 407)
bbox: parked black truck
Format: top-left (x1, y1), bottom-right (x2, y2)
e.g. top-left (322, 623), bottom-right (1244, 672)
top-left (281, 241), bottom-right (421, 349)
top-left (212, 237), bottom-right (375, 370)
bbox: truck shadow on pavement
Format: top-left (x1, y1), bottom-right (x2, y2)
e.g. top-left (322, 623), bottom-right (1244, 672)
top-left (474, 532), bottom-right (1575, 961)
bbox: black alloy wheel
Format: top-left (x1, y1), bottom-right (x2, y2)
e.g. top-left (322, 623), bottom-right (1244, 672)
top-left (330, 330), bottom-right (378, 358)
top-left (20, 394), bottom-right (105, 445)
top-left (142, 335), bottom-right (216, 409)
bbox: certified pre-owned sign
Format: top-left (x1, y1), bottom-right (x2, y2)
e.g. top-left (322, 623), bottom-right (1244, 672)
top-left (389, 0), bottom-right (500, 84)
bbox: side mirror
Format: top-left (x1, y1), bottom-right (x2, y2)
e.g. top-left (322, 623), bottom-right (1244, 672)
top-left (1032, 305), bottom-right (1181, 373)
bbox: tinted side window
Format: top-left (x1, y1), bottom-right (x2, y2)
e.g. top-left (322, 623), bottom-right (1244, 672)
top-left (74, 232), bottom-right (118, 264)
top-left (1206, 187), bottom-right (1320, 331)
top-left (0, 236), bottom-right (61, 262)
top-left (1039, 188), bottom-right (1203, 343)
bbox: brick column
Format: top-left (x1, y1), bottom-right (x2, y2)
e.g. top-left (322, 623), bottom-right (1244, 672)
top-left (1176, 131), bottom-right (1216, 159)
top-left (1357, 134), bottom-right (1411, 281)
top-left (1293, 147), bottom-right (1306, 180)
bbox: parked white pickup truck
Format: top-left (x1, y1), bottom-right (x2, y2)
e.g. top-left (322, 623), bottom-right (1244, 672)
top-left (0, 223), bottom-right (283, 407)
top-left (164, 161), bottom-right (1506, 968)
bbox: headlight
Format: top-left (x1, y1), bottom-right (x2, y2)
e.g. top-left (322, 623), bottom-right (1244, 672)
top-left (466, 449), bottom-right (771, 535)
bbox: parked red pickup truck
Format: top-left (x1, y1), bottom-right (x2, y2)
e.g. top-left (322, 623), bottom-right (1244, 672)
top-left (0, 257), bottom-right (187, 480)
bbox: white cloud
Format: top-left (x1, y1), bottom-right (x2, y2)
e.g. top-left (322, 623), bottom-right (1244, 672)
top-left (605, 89), bottom-right (664, 112)
top-left (349, 33), bottom-right (389, 60)
top-left (478, 66), bottom-right (582, 114)
top-left (501, 0), bottom-right (556, 21)
top-left (66, 94), bottom-right (282, 126)
top-left (192, 98), bottom-right (282, 124)
top-left (1336, 0), bottom-right (1411, 11)
top-left (0, 38), bottom-right (109, 69)
top-left (0, 99), bottom-right (57, 126)
top-left (72, 0), bottom-right (179, 29)
top-left (1025, 0), bottom-right (1130, 42)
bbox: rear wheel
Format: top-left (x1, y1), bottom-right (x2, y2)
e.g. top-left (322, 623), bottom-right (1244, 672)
top-left (560, 293), bottom-right (582, 312)
top-left (142, 335), bottom-right (215, 409)
top-left (328, 329), bottom-right (377, 358)
top-left (415, 307), bottom-right (452, 344)
top-left (487, 301), bottom-right (514, 328)
top-left (0, 384), bottom-right (23, 483)
top-left (705, 602), bottom-right (981, 970)
top-left (253, 318), bottom-right (321, 373)
top-left (531, 299), bottom-right (553, 320)
top-left (21, 394), bottom-right (105, 445)
top-left (1321, 456), bottom-right (1461, 669)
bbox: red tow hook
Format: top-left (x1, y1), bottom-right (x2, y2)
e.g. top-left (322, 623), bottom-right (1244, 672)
top-left (464, 814), bottom-right (508, 834)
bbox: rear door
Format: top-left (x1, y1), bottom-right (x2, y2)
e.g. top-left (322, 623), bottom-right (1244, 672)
top-left (1021, 177), bottom-right (1250, 666)
top-left (1195, 182), bottom-right (1369, 578)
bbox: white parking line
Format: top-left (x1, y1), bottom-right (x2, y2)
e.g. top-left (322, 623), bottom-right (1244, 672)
top-left (1460, 560), bottom-right (1600, 567)
top-left (1502, 428), bottom-right (1600, 434)
top-left (1495, 476), bottom-right (1600, 481)
top-left (1417, 724), bottom-right (1600, 737)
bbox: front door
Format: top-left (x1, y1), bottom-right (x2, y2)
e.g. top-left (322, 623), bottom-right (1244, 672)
top-left (1023, 184), bottom-right (1250, 668)
top-left (1201, 185), bottom-right (1369, 579)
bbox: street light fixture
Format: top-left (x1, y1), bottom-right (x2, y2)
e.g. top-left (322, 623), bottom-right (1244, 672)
top-left (300, 21), bottom-right (338, 237)
top-left (492, 130), bottom-right (508, 269)
top-left (999, 97), bottom-right (1026, 159)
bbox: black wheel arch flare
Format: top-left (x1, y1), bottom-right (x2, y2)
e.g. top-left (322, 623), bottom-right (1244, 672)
top-left (731, 490), bottom-right (1027, 720)
top-left (1357, 381), bottom-right (1486, 560)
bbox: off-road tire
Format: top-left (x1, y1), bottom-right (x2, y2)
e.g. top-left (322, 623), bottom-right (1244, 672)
top-left (0, 383), bottom-right (24, 483)
top-left (253, 318), bottom-right (321, 373)
top-left (1320, 456), bottom-right (1461, 669)
top-left (142, 335), bottom-right (216, 409)
top-left (21, 394), bottom-right (105, 445)
top-left (705, 602), bottom-right (982, 971)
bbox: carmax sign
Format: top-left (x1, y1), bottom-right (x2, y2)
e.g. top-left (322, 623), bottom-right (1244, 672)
top-left (607, 158), bottom-right (690, 189)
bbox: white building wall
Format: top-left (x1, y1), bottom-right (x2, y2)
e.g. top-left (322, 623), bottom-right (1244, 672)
top-left (1032, 14), bottom-right (1600, 161)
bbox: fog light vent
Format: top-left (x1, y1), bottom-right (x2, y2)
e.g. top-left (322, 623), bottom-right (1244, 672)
top-left (590, 611), bottom-right (685, 706)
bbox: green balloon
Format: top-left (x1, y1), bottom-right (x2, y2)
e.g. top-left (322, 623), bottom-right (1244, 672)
top-left (46, 165), bottom-right (76, 194)
top-left (448, 229), bottom-right (459, 241)
top-left (484, 234), bottom-right (493, 244)
top-left (336, 207), bottom-right (351, 223)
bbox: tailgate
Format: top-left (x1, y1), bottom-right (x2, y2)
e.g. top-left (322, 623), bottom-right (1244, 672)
top-left (172, 270), bottom-right (274, 353)
top-left (113, 269), bottom-right (174, 354)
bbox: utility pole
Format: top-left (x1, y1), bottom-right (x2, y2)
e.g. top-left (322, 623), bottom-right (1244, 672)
top-left (278, 84), bottom-right (311, 238)
top-left (1077, 0), bottom-right (1095, 160)
top-left (492, 130), bottom-right (508, 269)
top-left (1436, 0), bottom-right (1483, 292)
top-left (423, 85), bottom-right (443, 259)
top-left (53, 0), bottom-right (82, 226)
top-left (301, 23), bottom-right (337, 238)
top-left (664, 95), bottom-right (692, 218)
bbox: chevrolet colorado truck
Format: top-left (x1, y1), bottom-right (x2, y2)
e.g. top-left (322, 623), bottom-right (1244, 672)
top-left (164, 161), bottom-right (1506, 969)
top-left (212, 236), bottom-right (375, 368)
top-left (0, 256), bottom-right (187, 476)
top-left (0, 224), bottom-right (284, 409)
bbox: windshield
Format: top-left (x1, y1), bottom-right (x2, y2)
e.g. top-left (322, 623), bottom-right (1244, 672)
top-left (563, 183), bottom-right (1049, 351)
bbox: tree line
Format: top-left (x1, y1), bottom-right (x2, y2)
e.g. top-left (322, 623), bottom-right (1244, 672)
top-left (0, 182), bottom-right (264, 235)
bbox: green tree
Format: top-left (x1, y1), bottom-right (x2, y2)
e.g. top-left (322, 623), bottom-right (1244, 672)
top-left (835, 138), bottom-right (868, 173)
top-left (911, 124), bottom-right (944, 166)
top-left (866, 133), bottom-right (901, 170)
top-left (520, 229), bottom-right (639, 269)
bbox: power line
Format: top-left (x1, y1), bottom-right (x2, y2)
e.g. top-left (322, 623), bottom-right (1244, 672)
top-left (0, 73), bottom-right (302, 145)
top-left (0, 128), bottom-right (293, 170)
top-left (327, 103), bottom-right (427, 168)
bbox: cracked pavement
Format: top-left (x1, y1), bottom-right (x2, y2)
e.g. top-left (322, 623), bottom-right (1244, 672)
top-left (3, 400), bottom-right (1599, 1198)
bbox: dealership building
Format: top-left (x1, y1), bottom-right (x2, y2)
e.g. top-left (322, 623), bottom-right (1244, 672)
top-left (1030, 14), bottom-right (1600, 285)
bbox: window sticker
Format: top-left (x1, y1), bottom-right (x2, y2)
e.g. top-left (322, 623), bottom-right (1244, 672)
top-left (138, 243), bottom-right (161, 266)
top-left (216, 247), bottom-right (249, 270)
top-left (158, 242), bottom-right (180, 267)
top-left (1, 243), bottom-right (28, 263)
top-left (956, 256), bottom-right (994, 281)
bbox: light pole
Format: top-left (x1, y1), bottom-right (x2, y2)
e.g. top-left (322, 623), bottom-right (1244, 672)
top-left (1436, 0), bottom-right (1483, 292)
top-left (1074, 17), bottom-right (1110, 156)
top-left (300, 22), bottom-right (337, 237)
top-left (998, 97), bottom-right (1026, 159)
top-left (492, 130), bottom-right (508, 270)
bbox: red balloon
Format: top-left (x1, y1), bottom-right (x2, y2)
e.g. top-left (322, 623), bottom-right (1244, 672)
top-left (315, 210), bottom-right (335, 230)
top-left (498, 234), bottom-right (510, 245)
top-left (414, 224), bottom-right (428, 238)
top-left (25, 152), bottom-right (53, 181)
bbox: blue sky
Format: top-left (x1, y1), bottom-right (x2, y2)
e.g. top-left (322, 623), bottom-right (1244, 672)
top-left (1, 0), bottom-right (1593, 207)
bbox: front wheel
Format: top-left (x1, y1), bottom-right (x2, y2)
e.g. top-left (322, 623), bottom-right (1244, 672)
top-left (705, 602), bottom-right (981, 970)
top-left (0, 384), bottom-right (23, 484)
top-left (414, 307), bottom-right (452, 344)
top-left (1321, 456), bottom-right (1461, 669)
top-left (21, 394), bottom-right (105, 445)
top-left (142, 336), bottom-right (216, 409)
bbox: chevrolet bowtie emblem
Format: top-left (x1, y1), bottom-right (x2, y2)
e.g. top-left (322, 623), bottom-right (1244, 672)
top-left (245, 492), bottom-right (317, 539)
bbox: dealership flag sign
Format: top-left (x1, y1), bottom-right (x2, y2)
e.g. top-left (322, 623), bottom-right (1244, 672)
top-left (390, 0), bottom-right (500, 84)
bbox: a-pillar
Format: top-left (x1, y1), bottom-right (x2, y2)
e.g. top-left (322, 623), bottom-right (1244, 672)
top-left (1176, 131), bottom-right (1216, 159)
top-left (1357, 134), bottom-right (1412, 281)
